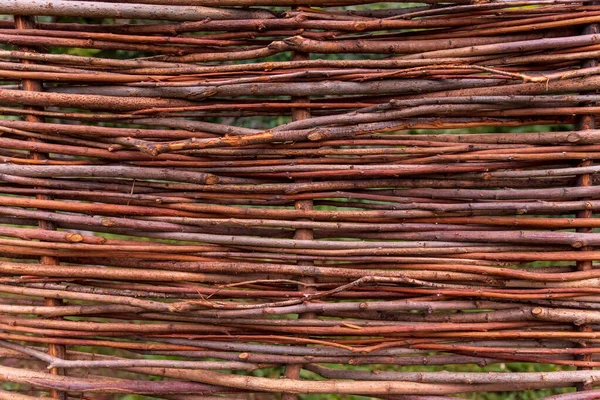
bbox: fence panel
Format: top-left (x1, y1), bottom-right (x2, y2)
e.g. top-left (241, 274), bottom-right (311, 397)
top-left (0, 1), bottom-right (599, 398)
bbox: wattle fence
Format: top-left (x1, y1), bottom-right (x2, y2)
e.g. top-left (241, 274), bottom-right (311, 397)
top-left (0, 0), bottom-right (600, 399)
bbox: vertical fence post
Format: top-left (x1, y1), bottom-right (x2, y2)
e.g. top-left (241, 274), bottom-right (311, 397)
top-left (574, 16), bottom-right (598, 393)
top-left (12, 14), bottom-right (67, 400)
top-left (282, 5), bottom-right (316, 400)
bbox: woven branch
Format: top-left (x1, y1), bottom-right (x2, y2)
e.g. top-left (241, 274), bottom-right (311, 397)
top-left (0, 0), bottom-right (599, 398)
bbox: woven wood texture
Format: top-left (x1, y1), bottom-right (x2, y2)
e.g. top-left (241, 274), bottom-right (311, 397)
top-left (0, 1), bottom-right (599, 399)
